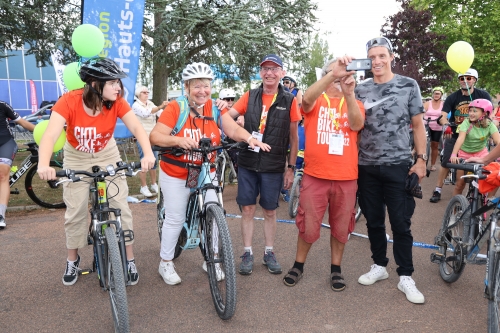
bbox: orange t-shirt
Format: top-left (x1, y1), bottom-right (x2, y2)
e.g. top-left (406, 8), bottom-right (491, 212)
top-left (52, 89), bottom-right (131, 153)
top-left (232, 91), bottom-right (302, 129)
top-left (157, 99), bottom-right (227, 179)
top-left (302, 95), bottom-right (365, 180)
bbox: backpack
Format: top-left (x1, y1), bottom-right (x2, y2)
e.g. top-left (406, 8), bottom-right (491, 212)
top-left (170, 96), bottom-right (223, 138)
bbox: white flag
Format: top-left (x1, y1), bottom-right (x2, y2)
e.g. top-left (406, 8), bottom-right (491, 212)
top-left (51, 50), bottom-right (68, 95)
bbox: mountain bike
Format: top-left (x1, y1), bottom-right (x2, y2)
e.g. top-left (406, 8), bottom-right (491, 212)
top-left (9, 141), bottom-right (65, 208)
top-left (52, 161), bottom-right (141, 333)
top-left (430, 162), bottom-right (500, 333)
top-left (214, 142), bottom-right (241, 190)
top-left (154, 138), bottom-right (237, 320)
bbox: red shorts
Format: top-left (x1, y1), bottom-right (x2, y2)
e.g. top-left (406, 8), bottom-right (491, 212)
top-left (295, 174), bottom-right (357, 244)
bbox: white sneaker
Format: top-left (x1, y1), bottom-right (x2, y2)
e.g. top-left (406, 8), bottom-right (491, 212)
top-left (202, 261), bottom-right (225, 281)
top-left (158, 261), bottom-right (181, 285)
top-left (0, 215), bottom-right (5, 229)
top-left (150, 184), bottom-right (159, 194)
top-left (358, 264), bottom-right (389, 285)
top-left (140, 186), bottom-right (154, 197)
top-left (398, 276), bottom-right (425, 304)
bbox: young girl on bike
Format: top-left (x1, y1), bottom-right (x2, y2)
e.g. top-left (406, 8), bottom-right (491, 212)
top-left (37, 58), bottom-right (156, 286)
top-left (150, 62), bottom-right (269, 285)
top-left (0, 101), bottom-right (35, 229)
top-left (423, 87), bottom-right (444, 171)
top-left (450, 99), bottom-right (500, 196)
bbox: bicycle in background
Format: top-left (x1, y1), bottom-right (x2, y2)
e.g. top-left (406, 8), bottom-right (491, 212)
top-left (52, 161), bottom-right (141, 333)
top-left (155, 138), bottom-right (237, 320)
top-left (9, 142), bottom-right (65, 208)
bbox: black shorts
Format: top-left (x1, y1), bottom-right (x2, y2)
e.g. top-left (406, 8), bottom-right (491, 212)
top-left (428, 128), bottom-right (442, 143)
top-left (0, 138), bottom-right (17, 165)
top-left (440, 137), bottom-right (457, 168)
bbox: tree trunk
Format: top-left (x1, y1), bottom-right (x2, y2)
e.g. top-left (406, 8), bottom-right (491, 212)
top-left (152, 6), bottom-right (168, 105)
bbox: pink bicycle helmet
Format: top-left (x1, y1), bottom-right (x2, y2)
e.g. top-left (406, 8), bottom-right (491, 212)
top-left (469, 99), bottom-right (493, 115)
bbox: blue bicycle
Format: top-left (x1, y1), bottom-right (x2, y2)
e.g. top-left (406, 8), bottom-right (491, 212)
top-left (154, 139), bottom-right (237, 320)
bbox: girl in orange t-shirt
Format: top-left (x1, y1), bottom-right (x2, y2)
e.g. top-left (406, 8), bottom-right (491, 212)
top-left (37, 58), bottom-right (156, 287)
top-left (150, 62), bottom-right (269, 285)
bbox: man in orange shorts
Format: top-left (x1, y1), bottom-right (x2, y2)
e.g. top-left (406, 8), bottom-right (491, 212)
top-left (283, 57), bottom-right (365, 291)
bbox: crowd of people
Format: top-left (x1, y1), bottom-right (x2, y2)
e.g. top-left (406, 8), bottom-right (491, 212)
top-left (2, 35), bottom-right (500, 308)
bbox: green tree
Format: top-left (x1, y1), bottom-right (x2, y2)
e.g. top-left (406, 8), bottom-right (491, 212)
top-left (0, 0), bottom-right (80, 65)
top-left (381, 0), bottom-right (453, 95)
top-left (142, 0), bottom-right (318, 105)
top-left (411, 0), bottom-right (500, 94)
top-left (294, 33), bottom-right (333, 89)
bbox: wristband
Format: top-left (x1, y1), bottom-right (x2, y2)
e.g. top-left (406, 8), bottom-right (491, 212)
top-left (246, 135), bottom-right (253, 144)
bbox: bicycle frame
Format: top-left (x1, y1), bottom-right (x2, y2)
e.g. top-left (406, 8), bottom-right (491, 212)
top-left (9, 143), bottom-right (38, 189)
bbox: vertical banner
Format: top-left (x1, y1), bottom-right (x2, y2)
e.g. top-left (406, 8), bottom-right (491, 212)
top-left (29, 80), bottom-right (38, 114)
top-left (82, 0), bottom-right (145, 139)
top-left (82, 0), bottom-right (145, 108)
top-left (51, 50), bottom-right (69, 95)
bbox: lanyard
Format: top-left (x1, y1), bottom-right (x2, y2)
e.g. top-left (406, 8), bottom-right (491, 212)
top-left (323, 93), bottom-right (344, 130)
top-left (258, 93), bottom-right (277, 134)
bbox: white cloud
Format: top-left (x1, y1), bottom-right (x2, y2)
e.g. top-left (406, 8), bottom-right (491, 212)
top-left (313, 0), bottom-right (401, 58)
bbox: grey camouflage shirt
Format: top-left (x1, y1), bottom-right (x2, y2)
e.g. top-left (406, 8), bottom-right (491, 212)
top-left (355, 74), bottom-right (423, 165)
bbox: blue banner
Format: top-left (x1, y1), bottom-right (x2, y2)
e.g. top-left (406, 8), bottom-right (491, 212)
top-left (82, 0), bottom-right (145, 109)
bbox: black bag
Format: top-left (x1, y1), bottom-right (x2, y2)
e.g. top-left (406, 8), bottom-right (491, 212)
top-left (405, 172), bottom-right (422, 199)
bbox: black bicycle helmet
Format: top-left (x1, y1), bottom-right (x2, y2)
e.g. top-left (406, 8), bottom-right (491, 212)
top-left (283, 76), bottom-right (296, 84)
top-left (79, 58), bottom-right (127, 82)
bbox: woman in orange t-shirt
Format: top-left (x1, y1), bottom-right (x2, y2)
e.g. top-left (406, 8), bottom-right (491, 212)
top-left (37, 58), bottom-right (156, 287)
top-left (150, 62), bottom-right (269, 285)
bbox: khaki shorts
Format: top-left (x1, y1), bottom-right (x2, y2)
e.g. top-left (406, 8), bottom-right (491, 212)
top-left (62, 139), bottom-right (133, 249)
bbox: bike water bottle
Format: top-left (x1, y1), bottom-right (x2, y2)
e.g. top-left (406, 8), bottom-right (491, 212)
top-left (10, 166), bottom-right (18, 176)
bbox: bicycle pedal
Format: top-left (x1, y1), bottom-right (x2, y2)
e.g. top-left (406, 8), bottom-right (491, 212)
top-left (79, 269), bottom-right (93, 275)
top-left (87, 236), bottom-right (93, 245)
top-left (123, 229), bottom-right (134, 242)
top-left (430, 252), bottom-right (445, 263)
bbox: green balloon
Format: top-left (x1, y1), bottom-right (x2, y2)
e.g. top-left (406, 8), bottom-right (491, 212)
top-left (72, 24), bottom-right (105, 58)
top-left (33, 120), bottom-right (66, 152)
top-left (63, 62), bottom-right (85, 91)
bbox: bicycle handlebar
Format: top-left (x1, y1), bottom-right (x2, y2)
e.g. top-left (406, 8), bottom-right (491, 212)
top-left (152, 139), bottom-right (246, 156)
top-left (445, 162), bottom-right (486, 174)
top-left (53, 161), bottom-right (141, 186)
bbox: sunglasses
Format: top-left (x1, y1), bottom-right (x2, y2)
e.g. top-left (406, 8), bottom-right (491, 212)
top-left (459, 76), bottom-right (474, 82)
top-left (283, 80), bottom-right (290, 84)
top-left (366, 37), bottom-right (393, 52)
top-left (222, 97), bottom-right (234, 102)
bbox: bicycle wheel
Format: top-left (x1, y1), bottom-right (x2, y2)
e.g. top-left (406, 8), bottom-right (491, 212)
top-left (288, 173), bottom-right (302, 218)
top-left (104, 227), bottom-right (130, 333)
top-left (355, 195), bottom-right (363, 222)
top-left (438, 195), bottom-right (470, 283)
top-left (203, 204), bottom-right (236, 320)
top-left (25, 161), bottom-right (66, 208)
top-left (488, 251), bottom-right (500, 333)
top-left (157, 190), bottom-right (164, 243)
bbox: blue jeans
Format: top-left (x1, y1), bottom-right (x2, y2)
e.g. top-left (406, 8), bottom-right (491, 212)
top-left (357, 164), bottom-right (415, 276)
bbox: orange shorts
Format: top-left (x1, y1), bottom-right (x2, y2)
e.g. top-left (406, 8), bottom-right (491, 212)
top-left (295, 174), bottom-right (357, 244)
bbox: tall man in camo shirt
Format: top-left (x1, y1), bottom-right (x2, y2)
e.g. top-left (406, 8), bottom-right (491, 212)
top-left (354, 37), bottom-right (427, 304)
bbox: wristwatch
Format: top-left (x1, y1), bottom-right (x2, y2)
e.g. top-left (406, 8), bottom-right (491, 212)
top-left (416, 154), bottom-right (428, 161)
top-left (287, 165), bottom-right (296, 171)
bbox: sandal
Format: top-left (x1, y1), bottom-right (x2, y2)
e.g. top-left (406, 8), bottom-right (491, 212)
top-left (330, 272), bottom-right (346, 292)
top-left (430, 165), bottom-right (437, 171)
top-left (283, 268), bottom-right (303, 287)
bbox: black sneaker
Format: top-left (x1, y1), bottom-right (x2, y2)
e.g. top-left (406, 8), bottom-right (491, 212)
top-left (0, 215), bottom-right (5, 229)
top-left (127, 259), bottom-right (139, 285)
top-left (62, 255), bottom-right (81, 286)
top-left (430, 191), bottom-right (441, 203)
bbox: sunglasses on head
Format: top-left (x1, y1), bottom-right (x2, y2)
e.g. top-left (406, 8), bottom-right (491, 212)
top-left (366, 37), bottom-right (393, 52)
top-left (459, 76), bottom-right (474, 82)
top-left (223, 97), bottom-right (234, 102)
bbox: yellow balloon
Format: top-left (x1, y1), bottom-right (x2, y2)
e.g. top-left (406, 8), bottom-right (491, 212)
top-left (446, 41), bottom-right (474, 74)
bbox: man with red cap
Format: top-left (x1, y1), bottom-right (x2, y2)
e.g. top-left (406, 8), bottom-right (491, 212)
top-left (227, 54), bottom-right (301, 276)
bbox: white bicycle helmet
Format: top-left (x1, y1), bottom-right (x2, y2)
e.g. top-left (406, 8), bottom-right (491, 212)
top-left (219, 88), bottom-right (236, 99)
top-left (182, 62), bottom-right (214, 81)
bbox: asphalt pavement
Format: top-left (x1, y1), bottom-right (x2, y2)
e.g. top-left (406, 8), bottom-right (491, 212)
top-left (0, 169), bottom-right (488, 332)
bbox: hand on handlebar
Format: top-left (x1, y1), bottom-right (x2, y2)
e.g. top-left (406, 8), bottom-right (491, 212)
top-left (140, 154), bottom-right (157, 172)
top-left (37, 165), bottom-right (57, 180)
top-left (465, 156), bottom-right (486, 164)
top-left (450, 156), bottom-right (460, 164)
top-left (176, 137), bottom-right (199, 150)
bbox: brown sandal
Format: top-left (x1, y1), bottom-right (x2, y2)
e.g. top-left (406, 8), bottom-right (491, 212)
top-left (330, 272), bottom-right (346, 292)
top-left (283, 268), bottom-right (303, 287)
